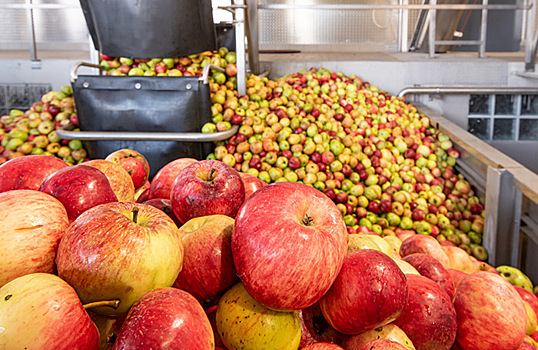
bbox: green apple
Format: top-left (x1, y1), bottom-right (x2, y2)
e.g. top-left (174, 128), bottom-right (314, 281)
top-left (347, 234), bottom-right (381, 254)
top-left (216, 282), bottom-right (301, 350)
top-left (496, 265), bottom-right (534, 293)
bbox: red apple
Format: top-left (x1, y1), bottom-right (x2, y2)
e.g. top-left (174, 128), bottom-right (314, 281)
top-left (105, 149), bottom-right (150, 189)
top-left (111, 288), bottom-right (214, 349)
top-left (0, 190), bottom-right (69, 287)
top-left (394, 274), bottom-right (457, 350)
top-left (56, 202), bottom-right (184, 315)
top-left (238, 171), bottom-right (267, 200)
top-left (142, 198), bottom-right (181, 228)
top-left (342, 324), bottom-right (415, 350)
top-left (39, 164), bottom-right (118, 221)
top-left (518, 341), bottom-right (536, 350)
top-left (205, 304), bottom-right (226, 348)
top-left (319, 250), bottom-right (408, 335)
top-left (453, 271), bottom-right (527, 350)
top-left (0, 155), bottom-right (68, 192)
top-left (403, 253), bottom-right (455, 300)
top-left (302, 343), bottom-right (345, 350)
top-left (171, 160), bottom-right (245, 224)
top-left (356, 340), bottom-right (409, 350)
top-left (83, 159), bottom-right (135, 202)
top-left (0, 273), bottom-right (99, 349)
top-left (441, 246), bottom-right (476, 274)
top-left (148, 158), bottom-right (198, 200)
top-left (173, 215), bottom-right (238, 301)
top-left (447, 269), bottom-right (468, 289)
top-left (396, 230), bottom-right (416, 242)
top-left (299, 302), bottom-right (348, 347)
top-left (399, 234), bottom-right (450, 269)
top-left (232, 182), bottom-right (348, 311)
top-left (134, 180), bottom-right (151, 203)
top-left (514, 286), bottom-right (538, 323)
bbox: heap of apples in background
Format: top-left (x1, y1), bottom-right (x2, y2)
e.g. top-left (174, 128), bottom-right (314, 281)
top-left (203, 68), bottom-right (488, 261)
top-left (0, 86), bottom-right (84, 165)
top-left (0, 150), bottom-right (537, 350)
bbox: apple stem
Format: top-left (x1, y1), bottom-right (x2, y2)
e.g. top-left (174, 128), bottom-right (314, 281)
top-left (83, 299), bottom-right (120, 310)
top-left (132, 206), bottom-right (139, 224)
top-left (208, 167), bottom-right (216, 181)
top-left (302, 214), bottom-right (314, 226)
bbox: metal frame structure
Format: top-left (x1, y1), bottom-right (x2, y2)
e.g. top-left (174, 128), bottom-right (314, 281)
top-left (2, 1), bottom-right (537, 74)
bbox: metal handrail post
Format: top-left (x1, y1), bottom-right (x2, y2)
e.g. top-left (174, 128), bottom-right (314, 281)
top-left (525, 0), bottom-right (537, 71)
top-left (25, 0), bottom-right (38, 61)
top-left (429, 0), bottom-right (437, 58)
top-left (246, 0), bottom-right (260, 75)
top-left (234, 0), bottom-right (247, 96)
top-left (398, 0), bottom-right (409, 52)
top-left (479, 0), bottom-right (488, 58)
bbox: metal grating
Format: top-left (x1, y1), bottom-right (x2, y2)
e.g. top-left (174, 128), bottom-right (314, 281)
top-left (258, 0), bottom-right (426, 51)
top-left (0, 0), bottom-right (88, 50)
top-left (0, 83), bottom-right (52, 115)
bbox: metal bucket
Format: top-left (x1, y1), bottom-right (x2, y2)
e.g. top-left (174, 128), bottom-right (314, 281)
top-left (79, 0), bottom-right (217, 58)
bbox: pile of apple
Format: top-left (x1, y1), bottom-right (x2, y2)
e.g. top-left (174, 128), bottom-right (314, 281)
top-left (98, 48), bottom-right (237, 78)
top-left (98, 48), bottom-right (239, 134)
top-left (0, 86), bottom-right (86, 165)
top-left (0, 151), bottom-right (537, 350)
top-left (202, 68), bottom-right (487, 261)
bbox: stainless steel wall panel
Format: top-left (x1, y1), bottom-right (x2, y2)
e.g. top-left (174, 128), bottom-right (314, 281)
top-left (0, 0), bottom-right (89, 51)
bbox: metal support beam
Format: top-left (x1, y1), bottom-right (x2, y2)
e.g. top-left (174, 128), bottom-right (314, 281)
top-left (24, 0), bottom-right (38, 62)
top-left (525, 0), bottom-right (538, 71)
top-left (246, 0), bottom-right (260, 75)
top-left (479, 0), bottom-right (488, 58)
top-left (428, 0), bottom-right (437, 58)
top-left (234, 0), bottom-right (247, 96)
top-left (483, 168), bottom-right (521, 267)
